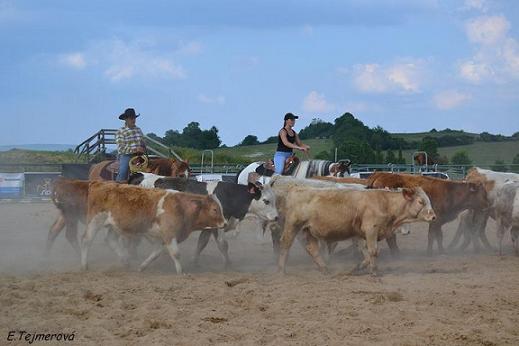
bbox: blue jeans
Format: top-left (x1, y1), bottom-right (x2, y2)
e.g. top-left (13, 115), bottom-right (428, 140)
top-left (116, 154), bottom-right (132, 181)
top-left (273, 151), bottom-right (293, 175)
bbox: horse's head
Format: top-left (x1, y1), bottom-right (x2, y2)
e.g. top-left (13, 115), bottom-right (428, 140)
top-left (333, 159), bottom-right (352, 177)
top-left (170, 159), bottom-right (191, 178)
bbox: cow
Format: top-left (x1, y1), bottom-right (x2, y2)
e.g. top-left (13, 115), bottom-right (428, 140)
top-left (128, 172), bottom-right (278, 268)
top-left (493, 181), bottom-right (519, 256)
top-left (47, 178), bottom-right (89, 255)
top-left (366, 172), bottom-right (488, 255)
top-left (448, 168), bottom-right (519, 253)
top-left (80, 181), bottom-right (226, 273)
top-left (278, 186), bottom-right (436, 275)
top-left (267, 176), bottom-right (366, 256)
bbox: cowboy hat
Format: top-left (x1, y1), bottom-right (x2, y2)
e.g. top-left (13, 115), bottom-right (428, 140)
top-left (119, 108), bottom-right (140, 120)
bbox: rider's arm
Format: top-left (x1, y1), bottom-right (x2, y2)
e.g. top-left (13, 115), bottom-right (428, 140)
top-left (294, 132), bottom-right (310, 151)
top-left (279, 130), bottom-right (302, 150)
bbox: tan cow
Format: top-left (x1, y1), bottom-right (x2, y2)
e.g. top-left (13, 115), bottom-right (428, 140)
top-left (278, 187), bottom-right (436, 275)
top-left (80, 181), bottom-right (226, 273)
top-left (367, 172), bottom-right (488, 255)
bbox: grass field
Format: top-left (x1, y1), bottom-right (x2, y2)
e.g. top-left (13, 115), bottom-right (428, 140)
top-left (2, 137), bottom-right (518, 167)
top-left (392, 131), bottom-right (479, 142)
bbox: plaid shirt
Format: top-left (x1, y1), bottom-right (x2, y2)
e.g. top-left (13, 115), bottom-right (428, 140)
top-left (116, 126), bottom-right (145, 155)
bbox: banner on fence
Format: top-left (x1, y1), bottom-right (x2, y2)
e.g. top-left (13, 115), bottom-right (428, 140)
top-left (0, 173), bottom-right (24, 198)
top-left (24, 172), bottom-right (61, 198)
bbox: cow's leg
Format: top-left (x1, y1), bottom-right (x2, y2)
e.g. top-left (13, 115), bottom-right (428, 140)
top-left (46, 214), bottom-right (66, 255)
top-left (496, 221), bottom-right (506, 256)
top-left (436, 225), bottom-right (445, 254)
top-left (511, 226), bottom-right (519, 256)
top-left (269, 221), bottom-right (282, 257)
top-left (277, 219), bottom-right (300, 274)
top-left (478, 219), bottom-right (493, 251)
top-left (449, 211), bottom-right (470, 251)
top-left (427, 223), bottom-right (436, 256)
top-left (213, 229), bottom-right (231, 269)
top-left (472, 213), bottom-right (491, 253)
top-left (193, 230), bottom-right (212, 266)
top-left (386, 234), bottom-right (400, 257)
top-left (302, 230), bottom-right (328, 273)
top-left (64, 219), bottom-right (80, 256)
top-left (352, 238), bottom-right (370, 273)
top-left (166, 238), bottom-right (183, 274)
top-left (139, 241), bottom-right (164, 272)
top-left (365, 229), bottom-right (380, 275)
top-left (80, 215), bottom-right (104, 271)
top-left (105, 229), bottom-right (130, 267)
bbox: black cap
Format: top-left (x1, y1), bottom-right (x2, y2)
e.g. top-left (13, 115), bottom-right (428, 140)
top-left (119, 108), bottom-right (140, 120)
top-left (284, 113), bottom-right (299, 121)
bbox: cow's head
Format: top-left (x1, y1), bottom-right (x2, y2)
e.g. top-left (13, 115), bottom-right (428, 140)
top-left (402, 187), bottom-right (436, 222)
top-left (466, 181), bottom-right (489, 211)
top-left (171, 159), bottom-right (191, 179)
top-left (190, 195), bottom-right (227, 230)
top-left (247, 183), bottom-right (278, 222)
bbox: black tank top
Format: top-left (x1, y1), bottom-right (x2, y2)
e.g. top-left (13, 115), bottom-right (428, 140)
top-left (277, 128), bottom-right (296, 152)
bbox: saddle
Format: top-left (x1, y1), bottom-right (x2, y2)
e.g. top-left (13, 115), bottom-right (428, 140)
top-left (99, 155), bottom-right (148, 180)
top-left (254, 156), bottom-right (300, 177)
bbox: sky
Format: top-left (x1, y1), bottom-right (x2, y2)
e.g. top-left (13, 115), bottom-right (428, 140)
top-left (1, 0), bottom-right (518, 146)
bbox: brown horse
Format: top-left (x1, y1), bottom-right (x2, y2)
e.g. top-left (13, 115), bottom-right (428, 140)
top-left (89, 157), bottom-right (191, 181)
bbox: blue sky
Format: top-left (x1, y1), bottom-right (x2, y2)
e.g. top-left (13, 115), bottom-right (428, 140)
top-left (1, 0), bottom-right (518, 146)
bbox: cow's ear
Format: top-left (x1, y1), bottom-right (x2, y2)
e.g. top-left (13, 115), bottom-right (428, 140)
top-left (189, 199), bottom-right (203, 212)
top-left (402, 188), bottom-right (414, 201)
top-left (248, 183), bottom-right (261, 199)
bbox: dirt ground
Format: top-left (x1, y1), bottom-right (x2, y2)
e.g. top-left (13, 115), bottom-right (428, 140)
top-left (1, 202), bottom-right (519, 346)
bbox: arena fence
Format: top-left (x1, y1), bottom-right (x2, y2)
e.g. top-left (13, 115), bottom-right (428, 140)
top-left (1, 163), bottom-right (518, 200)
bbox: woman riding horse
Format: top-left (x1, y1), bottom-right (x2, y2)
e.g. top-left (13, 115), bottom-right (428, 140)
top-left (273, 113), bottom-right (310, 175)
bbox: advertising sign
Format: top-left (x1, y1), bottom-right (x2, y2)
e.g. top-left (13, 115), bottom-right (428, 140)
top-left (0, 173), bottom-right (24, 198)
top-left (24, 172), bottom-right (61, 198)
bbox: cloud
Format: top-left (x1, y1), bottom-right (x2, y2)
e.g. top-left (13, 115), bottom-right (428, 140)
top-left (178, 41), bottom-right (203, 55)
top-left (59, 53), bottom-right (86, 69)
top-left (463, 0), bottom-right (488, 12)
top-left (458, 60), bottom-right (493, 83)
top-left (302, 91), bottom-right (334, 113)
top-left (352, 60), bottom-right (425, 93)
top-left (465, 15), bottom-right (509, 46)
top-left (459, 14), bottom-right (519, 83)
top-left (57, 38), bottom-right (188, 82)
top-left (198, 94), bottom-right (225, 105)
top-left (302, 24), bottom-right (314, 36)
top-left (433, 90), bottom-right (471, 110)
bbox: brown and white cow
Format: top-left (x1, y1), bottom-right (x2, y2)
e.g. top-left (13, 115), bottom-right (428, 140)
top-left (366, 172), bottom-right (488, 255)
top-left (278, 187), bottom-right (436, 275)
top-left (80, 181), bottom-right (226, 273)
top-left (449, 168), bottom-right (519, 252)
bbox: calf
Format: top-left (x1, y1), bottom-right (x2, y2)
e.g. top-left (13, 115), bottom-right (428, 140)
top-left (129, 172), bottom-right (278, 267)
top-left (367, 172), bottom-right (488, 255)
top-left (278, 187), bottom-right (436, 275)
top-left (81, 181), bottom-right (226, 273)
top-left (494, 181), bottom-right (519, 256)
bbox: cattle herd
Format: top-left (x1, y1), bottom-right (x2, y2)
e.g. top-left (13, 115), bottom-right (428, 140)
top-left (47, 167), bottom-right (519, 276)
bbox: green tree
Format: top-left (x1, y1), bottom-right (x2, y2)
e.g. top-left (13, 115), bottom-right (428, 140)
top-left (419, 137), bottom-right (440, 161)
top-left (238, 135), bottom-right (260, 146)
top-left (298, 118), bottom-right (334, 139)
top-left (511, 153), bottom-right (519, 173)
top-left (397, 147), bottom-right (406, 164)
top-left (491, 159), bottom-right (509, 172)
top-left (450, 151), bottom-right (472, 165)
top-left (385, 150), bottom-right (396, 164)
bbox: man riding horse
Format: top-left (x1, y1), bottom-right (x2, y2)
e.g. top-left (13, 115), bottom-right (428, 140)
top-left (115, 108), bottom-right (146, 181)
